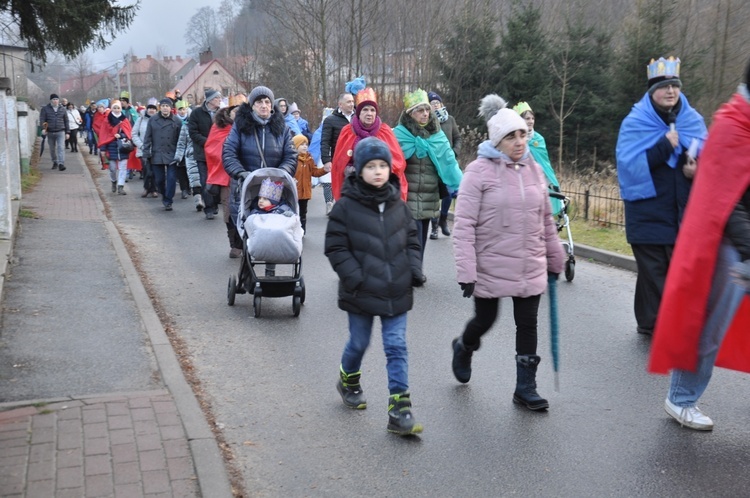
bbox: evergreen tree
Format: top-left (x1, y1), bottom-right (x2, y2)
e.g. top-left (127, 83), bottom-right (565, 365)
top-left (431, 5), bottom-right (499, 128)
top-left (0, 0), bottom-right (139, 65)
top-left (545, 20), bottom-right (617, 170)
top-left (613, 0), bottom-right (676, 119)
top-left (496, 1), bottom-right (550, 118)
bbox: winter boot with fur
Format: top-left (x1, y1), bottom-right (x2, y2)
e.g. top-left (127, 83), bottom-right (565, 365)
top-left (336, 366), bottom-right (367, 409)
top-left (451, 337), bottom-right (477, 383)
top-left (387, 392), bottom-right (423, 436)
top-left (512, 355), bottom-right (549, 411)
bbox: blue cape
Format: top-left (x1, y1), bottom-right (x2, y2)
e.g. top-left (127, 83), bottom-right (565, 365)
top-left (616, 93), bottom-right (706, 201)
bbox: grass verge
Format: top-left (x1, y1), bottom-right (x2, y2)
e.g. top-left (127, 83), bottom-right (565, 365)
top-left (561, 219), bottom-right (632, 256)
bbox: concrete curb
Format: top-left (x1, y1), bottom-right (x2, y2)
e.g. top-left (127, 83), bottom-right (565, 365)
top-left (575, 243), bottom-right (637, 273)
top-left (83, 159), bottom-right (234, 497)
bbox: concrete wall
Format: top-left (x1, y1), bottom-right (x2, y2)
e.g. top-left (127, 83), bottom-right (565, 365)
top-left (1, 80), bottom-right (38, 240)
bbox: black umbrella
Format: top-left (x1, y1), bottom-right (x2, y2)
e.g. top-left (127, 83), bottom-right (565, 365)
top-left (39, 123), bottom-right (47, 157)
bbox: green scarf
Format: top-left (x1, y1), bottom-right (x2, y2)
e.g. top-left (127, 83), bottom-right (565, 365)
top-left (393, 124), bottom-right (462, 190)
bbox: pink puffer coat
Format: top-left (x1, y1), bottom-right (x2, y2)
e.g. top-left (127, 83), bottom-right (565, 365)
top-left (453, 154), bottom-right (565, 298)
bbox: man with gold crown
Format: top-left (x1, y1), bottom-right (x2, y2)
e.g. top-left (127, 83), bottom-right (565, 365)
top-left (616, 56), bottom-right (707, 337)
top-left (394, 88), bottom-right (463, 277)
top-left (331, 79), bottom-right (408, 202)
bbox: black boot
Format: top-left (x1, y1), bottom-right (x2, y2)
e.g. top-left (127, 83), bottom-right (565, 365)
top-left (439, 214), bottom-right (451, 236)
top-left (387, 392), bottom-right (423, 436)
top-left (336, 366), bottom-right (367, 409)
top-left (512, 355), bottom-right (549, 411)
top-left (451, 337), bottom-right (477, 383)
top-left (429, 217), bottom-right (439, 239)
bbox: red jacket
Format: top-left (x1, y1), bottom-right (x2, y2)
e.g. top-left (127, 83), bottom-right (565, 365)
top-left (205, 124), bottom-right (231, 187)
top-left (649, 93), bottom-right (750, 375)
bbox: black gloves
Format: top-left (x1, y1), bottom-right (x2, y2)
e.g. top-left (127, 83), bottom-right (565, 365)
top-left (459, 282), bottom-right (474, 298)
top-left (547, 272), bottom-right (559, 282)
top-left (412, 274), bottom-right (426, 287)
top-left (237, 171), bottom-right (250, 182)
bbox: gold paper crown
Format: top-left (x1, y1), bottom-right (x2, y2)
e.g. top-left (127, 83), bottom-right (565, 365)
top-left (647, 56), bottom-right (680, 81)
top-left (175, 100), bottom-right (188, 110)
top-left (229, 94), bottom-right (248, 107)
top-left (120, 90), bottom-right (130, 99)
top-left (356, 87), bottom-right (377, 107)
top-left (404, 89), bottom-right (429, 112)
top-left (513, 102), bottom-right (533, 115)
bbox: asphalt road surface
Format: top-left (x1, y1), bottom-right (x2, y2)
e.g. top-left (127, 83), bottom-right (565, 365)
top-left (104, 173), bottom-right (750, 497)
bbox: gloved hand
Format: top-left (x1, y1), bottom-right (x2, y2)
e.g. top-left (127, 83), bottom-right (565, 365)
top-left (237, 171), bottom-right (250, 182)
top-left (459, 282), bottom-right (474, 298)
top-left (547, 272), bottom-right (559, 282)
top-left (412, 274), bottom-right (426, 287)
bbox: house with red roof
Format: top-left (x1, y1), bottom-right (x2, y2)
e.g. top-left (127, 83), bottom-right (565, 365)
top-left (171, 50), bottom-right (247, 106)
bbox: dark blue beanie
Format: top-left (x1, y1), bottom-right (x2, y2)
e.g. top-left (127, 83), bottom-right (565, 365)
top-left (427, 91), bottom-right (442, 103)
top-left (354, 137), bottom-right (392, 177)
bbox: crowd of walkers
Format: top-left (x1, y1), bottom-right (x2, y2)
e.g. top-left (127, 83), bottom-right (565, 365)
top-left (38, 55), bottom-right (750, 436)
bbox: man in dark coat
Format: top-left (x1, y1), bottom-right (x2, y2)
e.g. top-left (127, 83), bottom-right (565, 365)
top-left (143, 98), bottom-right (183, 210)
top-left (319, 92), bottom-right (355, 214)
top-left (39, 94), bottom-right (70, 171)
top-left (188, 88), bottom-right (223, 218)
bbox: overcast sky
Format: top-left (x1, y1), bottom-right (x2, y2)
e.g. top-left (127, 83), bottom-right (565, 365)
top-left (87, 1), bottom-right (206, 69)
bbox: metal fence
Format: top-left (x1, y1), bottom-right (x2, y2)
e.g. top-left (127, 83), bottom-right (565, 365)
top-left (559, 179), bottom-right (625, 229)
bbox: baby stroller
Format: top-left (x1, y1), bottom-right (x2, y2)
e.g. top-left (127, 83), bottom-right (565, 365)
top-left (227, 168), bottom-right (306, 317)
top-left (550, 189), bottom-right (576, 282)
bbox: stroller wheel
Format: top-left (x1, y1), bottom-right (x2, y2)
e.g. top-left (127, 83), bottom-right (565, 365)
top-left (253, 287), bottom-right (262, 317)
top-left (227, 276), bottom-right (237, 306)
top-left (299, 277), bottom-right (306, 304)
top-left (565, 259), bottom-right (575, 282)
top-left (292, 295), bottom-right (301, 317)
top-left (253, 295), bottom-right (262, 317)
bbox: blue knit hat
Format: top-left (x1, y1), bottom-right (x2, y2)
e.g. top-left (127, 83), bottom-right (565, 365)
top-left (353, 137), bottom-right (392, 177)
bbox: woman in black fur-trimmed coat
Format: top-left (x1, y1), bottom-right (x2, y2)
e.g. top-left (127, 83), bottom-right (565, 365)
top-left (222, 86), bottom-right (297, 223)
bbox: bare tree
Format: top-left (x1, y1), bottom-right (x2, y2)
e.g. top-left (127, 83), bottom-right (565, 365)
top-left (185, 7), bottom-right (219, 56)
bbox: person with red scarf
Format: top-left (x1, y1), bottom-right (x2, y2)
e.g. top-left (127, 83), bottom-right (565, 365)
top-left (648, 60), bottom-right (750, 431)
top-left (97, 100), bottom-right (133, 195)
top-left (331, 87), bottom-right (407, 202)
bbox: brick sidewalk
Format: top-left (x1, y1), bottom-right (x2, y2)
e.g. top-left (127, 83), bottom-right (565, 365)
top-left (0, 391), bottom-right (199, 497)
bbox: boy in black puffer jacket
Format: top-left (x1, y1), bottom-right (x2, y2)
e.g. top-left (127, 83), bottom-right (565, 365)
top-left (324, 137), bottom-right (425, 436)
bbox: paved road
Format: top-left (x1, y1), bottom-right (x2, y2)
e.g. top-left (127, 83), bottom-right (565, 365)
top-left (101, 170), bottom-right (750, 497)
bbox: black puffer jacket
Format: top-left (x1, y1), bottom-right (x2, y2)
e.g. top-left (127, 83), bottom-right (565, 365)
top-left (726, 188), bottom-right (750, 260)
top-left (40, 104), bottom-right (69, 133)
top-left (325, 175), bottom-right (423, 316)
top-left (187, 103), bottom-right (214, 162)
top-left (320, 109), bottom-right (350, 164)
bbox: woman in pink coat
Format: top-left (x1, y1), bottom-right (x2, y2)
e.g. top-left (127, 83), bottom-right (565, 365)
top-left (451, 95), bottom-right (565, 411)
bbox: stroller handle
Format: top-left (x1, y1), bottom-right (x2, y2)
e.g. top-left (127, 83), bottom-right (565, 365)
top-left (549, 191), bottom-right (567, 201)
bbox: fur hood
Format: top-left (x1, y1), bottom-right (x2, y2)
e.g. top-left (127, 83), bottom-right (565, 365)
top-left (233, 102), bottom-right (287, 137)
top-left (398, 109), bottom-right (440, 137)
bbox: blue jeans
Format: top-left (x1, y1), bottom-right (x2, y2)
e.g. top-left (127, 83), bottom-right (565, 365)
top-left (668, 241), bottom-right (745, 407)
top-left (47, 130), bottom-right (66, 165)
top-left (341, 312), bottom-right (409, 395)
top-left (153, 163), bottom-right (177, 205)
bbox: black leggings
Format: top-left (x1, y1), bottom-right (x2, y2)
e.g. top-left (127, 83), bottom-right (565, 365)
top-left (461, 295), bottom-right (541, 356)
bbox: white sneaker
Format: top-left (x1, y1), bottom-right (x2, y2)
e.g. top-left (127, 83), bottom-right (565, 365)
top-left (664, 398), bottom-right (714, 431)
top-left (194, 194), bottom-right (204, 211)
top-left (326, 201), bottom-right (334, 216)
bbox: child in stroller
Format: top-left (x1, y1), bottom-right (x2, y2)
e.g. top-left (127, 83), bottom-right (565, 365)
top-left (227, 169), bottom-right (306, 317)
